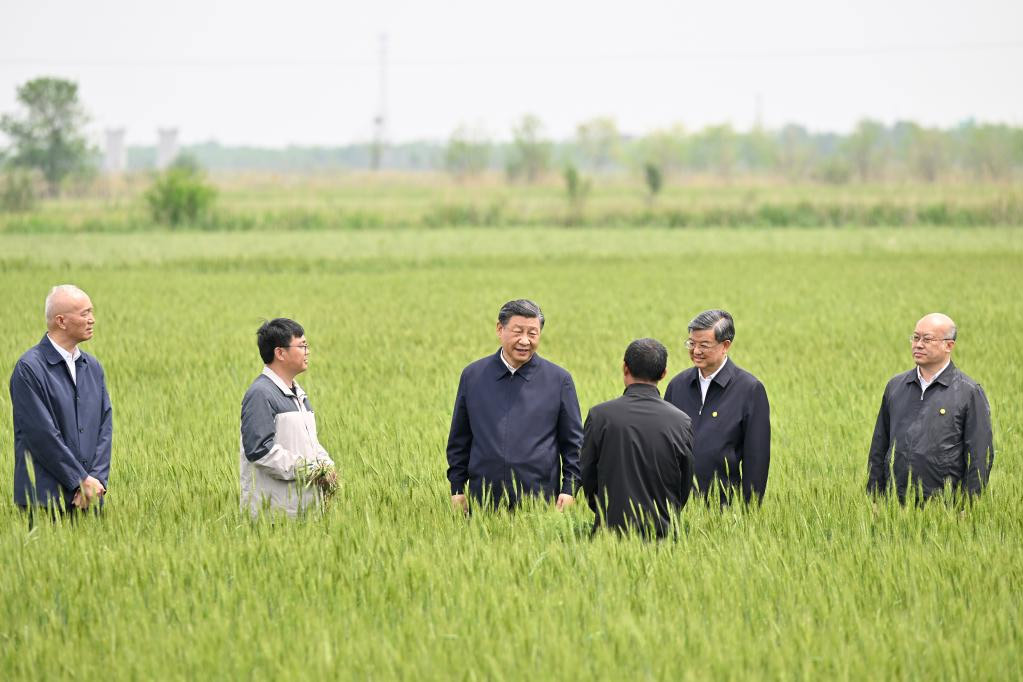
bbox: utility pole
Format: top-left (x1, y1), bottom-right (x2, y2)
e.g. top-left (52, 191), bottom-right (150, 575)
top-left (371, 33), bottom-right (388, 171)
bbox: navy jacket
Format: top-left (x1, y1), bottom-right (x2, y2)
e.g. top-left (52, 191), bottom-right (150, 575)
top-left (446, 350), bottom-right (583, 506)
top-left (867, 361), bottom-right (993, 503)
top-left (10, 335), bottom-right (113, 507)
top-left (663, 359), bottom-right (770, 504)
top-left (581, 383), bottom-right (694, 538)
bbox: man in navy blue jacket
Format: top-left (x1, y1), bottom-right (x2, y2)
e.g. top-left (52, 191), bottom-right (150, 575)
top-left (664, 309), bottom-right (770, 506)
top-left (10, 285), bottom-right (112, 516)
top-left (446, 299), bottom-right (583, 511)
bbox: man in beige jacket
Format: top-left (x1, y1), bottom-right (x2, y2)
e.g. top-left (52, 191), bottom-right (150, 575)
top-left (240, 318), bottom-right (335, 518)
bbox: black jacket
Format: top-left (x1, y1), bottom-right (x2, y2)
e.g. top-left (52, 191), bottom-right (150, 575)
top-left (867, 361), bottom-right (994, 502)
top-left (663, 359), bottom-right (771, 505)
top-left (580, 383), bottom-right (694, 538)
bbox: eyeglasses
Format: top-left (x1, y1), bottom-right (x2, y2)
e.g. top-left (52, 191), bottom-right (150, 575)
top-left (909, 335), bottom-right (953, 345)
top-left (685, 339), bottom-right (722, 351)
top-left (283, 344), bottom-right (311, 354)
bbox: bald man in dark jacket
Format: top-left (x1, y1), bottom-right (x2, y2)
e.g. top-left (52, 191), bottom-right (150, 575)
top-left (581, 339), bottom-right (694, 538)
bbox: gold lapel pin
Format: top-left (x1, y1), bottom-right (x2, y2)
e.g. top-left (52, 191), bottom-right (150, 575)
top-left (939, 408), bottom-right (946, 415)
top-left (711, 411), bottom-right (718, 418)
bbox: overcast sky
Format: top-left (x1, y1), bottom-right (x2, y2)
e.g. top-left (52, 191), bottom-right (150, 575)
top-left (1, 0), bottom-right (1021, 147)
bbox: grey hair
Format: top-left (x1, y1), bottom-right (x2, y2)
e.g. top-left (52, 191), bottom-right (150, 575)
top-left (498, 299), bottom-right (545, 329)
top-left (688, 309), bottom-right (735, 343)
top-left (45, 284), bottom-right (88, 322)
top-left (946, 324), bottom-right (958, 341)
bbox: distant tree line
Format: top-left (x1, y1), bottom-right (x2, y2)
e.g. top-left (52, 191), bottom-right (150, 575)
top-left (128, 116), bottom-right (1021, 183)
top-left (4, 77), bottom-right (1022, 195)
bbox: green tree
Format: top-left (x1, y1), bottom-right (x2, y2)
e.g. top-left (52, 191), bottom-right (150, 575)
top-left (689, 125), bottom-right (738, 179)
top-left (644, 162), bottom-right (663, 205)
top-left (843, 119), bottom-right (888, 182)
top-left (444, 125), bottom-right (491, 180)
top-left (575, 117), bottom-right (620, 172)
top-left (506, 114), bottom-right (551, 183)
top-left (145, 155), bottom-right (217, 226)
top-left (961, 122), bottom-right (1014, 180)
top-left (632, 125), bottom-right (687, 177)
top-left (776, 124), bottom-right (817, 181)
top-left (0, 77), bottom-right (91, 196)
top-left (563, 163), bottom-right (591, 224)
top-left (896, 122), bottom-right (948, 182)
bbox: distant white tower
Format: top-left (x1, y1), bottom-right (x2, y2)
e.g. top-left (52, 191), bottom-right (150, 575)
top-left (370, 33), bottom-right (388, 170)
top-left (103, 128), bottom-right (126, 174)
top-left (156, 128), bottom-right (179, 169)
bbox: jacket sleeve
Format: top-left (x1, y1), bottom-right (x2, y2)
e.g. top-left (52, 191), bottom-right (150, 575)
top-left (678, 419), bottom-right (695, 509)
top-left (89, 368), bottom-right (113, 488)
top-left (866, 386), bottom-right (892, 495)
top-left (557, 374), bottom-right (584, 495)
top-left (579, 411), bottom-right (602, 514)
top-left (10, 362), bottom-right (88, 492)
top-left (741, 380), bottom-right (771, 504)
top-left (445, 369), bottom-right (472, 495)
top-left (241, 391), bottom-right (304, 481)
top-left (962, 384), bottom-right (994, 495)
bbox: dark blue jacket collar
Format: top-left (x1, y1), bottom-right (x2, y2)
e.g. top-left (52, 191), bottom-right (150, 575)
top-left (37, 333), bottom-right (89, 366)
top-left (490, 348), bottom-right (539, 381)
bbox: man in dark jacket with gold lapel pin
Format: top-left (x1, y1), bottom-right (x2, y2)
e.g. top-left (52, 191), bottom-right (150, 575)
top-left (664, 309), bottom-right (770, 506)
top-left (867, 313), bottom-right (994, 504)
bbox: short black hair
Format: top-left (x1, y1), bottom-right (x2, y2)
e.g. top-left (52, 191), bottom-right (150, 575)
top-left (624, 338), bottom-right (668, 382)
top-left (688, 309), bottom-right (735, 343)
top-left (498, 299), bottom-right (544, 329)
top-left (257, 318), bottom-right (305, 364)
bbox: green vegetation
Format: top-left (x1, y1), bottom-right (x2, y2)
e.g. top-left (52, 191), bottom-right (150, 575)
top-left (1, 225), bottom-right (1021, 679)
top-left (0, 77), bottom-right (92, 196)
top-left (2, 174), bottom-right (1022, 233)
top-left (144, 156), bottom-right (217, 226)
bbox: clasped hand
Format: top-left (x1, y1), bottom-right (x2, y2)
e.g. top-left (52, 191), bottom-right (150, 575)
top-left (72, 475), bottom-right (106, 510)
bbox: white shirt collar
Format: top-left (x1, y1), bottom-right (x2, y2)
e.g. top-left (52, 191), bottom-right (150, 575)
top-left (499, 350), bottom-right (519, 375)
top-left (917, 360), bottom-right (950, 396)
top-left (699, 355), bottom-right (728, 383)
top-left (697, 356), bottom-right (728, 402)
top-left (261, 366), bottom-right (307, 406)
top-left (47, 334), bottom-right (80, 383)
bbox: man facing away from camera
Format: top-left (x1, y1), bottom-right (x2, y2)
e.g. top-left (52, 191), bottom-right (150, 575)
top-left (866, 313), bottom-right (994, 504)
top-left (580, 338), bottom-right (694, 538)
top-left (240, 318), bottom-right (335, 518)
top-left (446, 299), bottom-right (583, 512)
top-left (11, 285), bottom-right (111, 520)
top-left (664, 309), bottom-right (771, 506)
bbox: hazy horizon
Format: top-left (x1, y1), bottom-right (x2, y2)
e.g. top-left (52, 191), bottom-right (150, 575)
top-left (2, 0), bottom-right (1022, 148)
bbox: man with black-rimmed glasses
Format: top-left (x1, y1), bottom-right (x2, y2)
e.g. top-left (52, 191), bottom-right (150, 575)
top-left (240, 318), bottom-right (335, 518)
top-left (663, 309), bottom-right (771, 506)
top-left (866, 313), bottom-right (994, 504)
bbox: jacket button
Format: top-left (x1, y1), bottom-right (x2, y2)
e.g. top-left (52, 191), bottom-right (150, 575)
top-left (79, 427), bottom-right (84, 433)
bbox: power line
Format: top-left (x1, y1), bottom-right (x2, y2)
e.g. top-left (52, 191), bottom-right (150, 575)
top-left (1, 41), bottom-right (1021, 69)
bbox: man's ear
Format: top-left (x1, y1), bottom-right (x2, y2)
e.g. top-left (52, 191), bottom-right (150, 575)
top-left (722, 339), bottom-right (732, 352)
top-left (659, 368), bottom-right (667, 381)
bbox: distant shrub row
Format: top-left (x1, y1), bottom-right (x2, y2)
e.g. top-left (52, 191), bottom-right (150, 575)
top-left (3, 197), bottom-right (1021, 233)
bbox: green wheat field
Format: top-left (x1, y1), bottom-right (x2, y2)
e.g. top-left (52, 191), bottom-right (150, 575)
top-left (1, 223), bottom-right (1021, 679)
